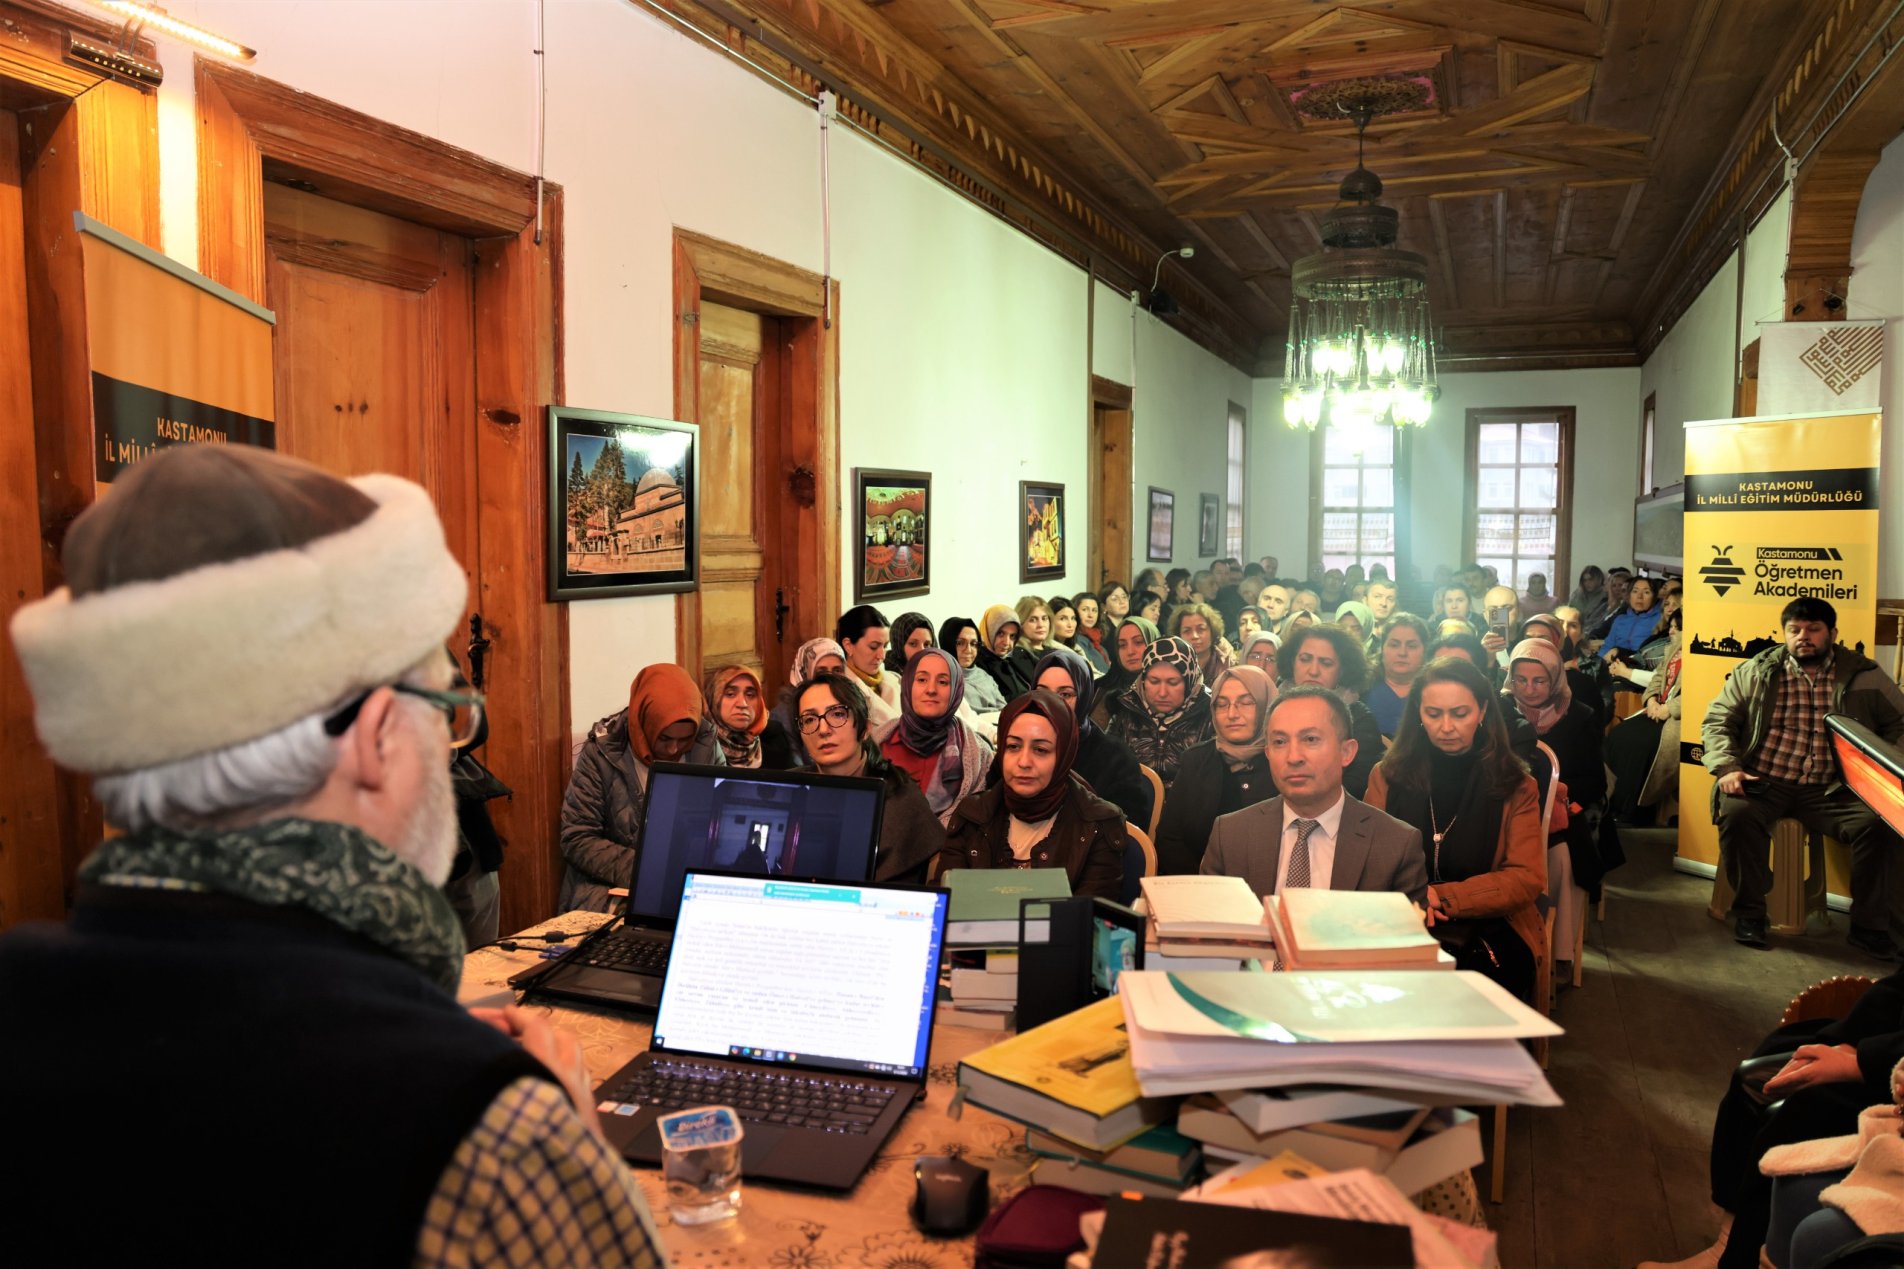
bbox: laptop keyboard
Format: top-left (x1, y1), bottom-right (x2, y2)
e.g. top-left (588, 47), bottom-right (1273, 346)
top-left (607, 1058), bottom-right (899, 1133)
top-left (576, 928), bottom-right (670, 973)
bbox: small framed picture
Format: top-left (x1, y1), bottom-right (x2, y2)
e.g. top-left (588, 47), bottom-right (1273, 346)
top-left (1198, 493), bottom-right (1222, 557)
top-left (1147, 487), bottom-right (1175, 562)
top-left (1020, 481), bottom-right (1066, 583)
top-left (855, 469), bottom-right (931, 602)
top-left (547, 406), bottom-right (699, 601)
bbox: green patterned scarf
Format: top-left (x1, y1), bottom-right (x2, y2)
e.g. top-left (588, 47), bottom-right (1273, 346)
top-left (80, 818), bottom-right (466, 993)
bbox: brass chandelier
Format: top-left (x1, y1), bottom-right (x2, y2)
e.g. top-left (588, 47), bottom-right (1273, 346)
top-left (1281, 79), bottom-right (1439, 441)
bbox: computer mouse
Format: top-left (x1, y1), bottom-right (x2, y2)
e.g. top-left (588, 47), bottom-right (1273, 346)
top-left (911, 1154), bottom-right (989, 1236)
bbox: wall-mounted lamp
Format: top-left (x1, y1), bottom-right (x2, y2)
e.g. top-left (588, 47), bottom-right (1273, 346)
top-left (92, 1), bottom-right (255, 62)
top-left (1146, 245), bottom-right (1194, 317)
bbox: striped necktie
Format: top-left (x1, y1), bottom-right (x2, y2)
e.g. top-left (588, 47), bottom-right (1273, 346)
top-left (1285, 818), bottom-right (1320, 890)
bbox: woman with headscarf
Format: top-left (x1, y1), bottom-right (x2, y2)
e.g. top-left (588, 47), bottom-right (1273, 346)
top-left (1333, 600), bottom-right (1375, 646)
top-left (559, 663), bottom-right (728, 911)
top-left (794, 672), bottom-right (943, 883)
top-left (1367, 657), bottom-right (1547, 1003)
top-left (1032, 647), bottom-right (1150, 829)
top-left (883, 612), bottom-right (937, 675)
top-left (1505, 637), bottom-right (1609, 910)
top-left (1052, 595), bottom-right (1109, 675)
top-left (940, 688), bottom-right (1128, 899)
top-left (705, 664), bottom-right (796, 771)
top-left (941, 616), bottom-right (1008, 717)
top-left (1105, 636), bottom-right (1215, 787)
top-left (1093, 615), bottom-right (1158, 728)
top-left (978, 603), bottom-right (1032, 700)
top-left (1235, 605), bottom-right (1268, 644)
top-left (1155, 665), bottom-right (1278, 875)
top-left (874, 646), bottom-right (993, 826)
top-left (1238, 629), bottom-right (1281, 676)
top-left (772, 637), bottom-right (847, 764)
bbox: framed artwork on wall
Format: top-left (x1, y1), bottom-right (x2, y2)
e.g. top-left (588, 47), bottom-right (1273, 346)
top-left (548, 406), bottom-right (699, 601)
top-left (1020, 481), bottom-right (1066, 583)
top-left (1147, 487), bottom-right (1175, 562)
top-left (1198, 493), bottom-right (1221, 557)
top-left (854, 468), bottom-right (931, 602)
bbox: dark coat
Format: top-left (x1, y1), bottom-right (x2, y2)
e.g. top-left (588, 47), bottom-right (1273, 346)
top-left (978, 647), bottom-right (1032, 701)
top-left (1075, 726), bottom-right (1153, 830)
top-left (863, 752), bottom-right (947, 885)
top-left (1104, 688), bottom-right (1214, 787)
top-left (939, 778), bottom-right (1127, 900)
top-left (1345, 698), bottom-right (1382, 799)
top-left (1154, 740), bottom-right (1274, 875)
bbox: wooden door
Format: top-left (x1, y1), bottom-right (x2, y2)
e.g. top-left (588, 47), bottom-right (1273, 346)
top-left (1091, 399), bottom-right (1133, 586)
top-left (0, 108), bottom-right (63, 926)
top-left (262, 183), bottom-right (479, 608)
top-left (692, 300), bottom-right (783, 686)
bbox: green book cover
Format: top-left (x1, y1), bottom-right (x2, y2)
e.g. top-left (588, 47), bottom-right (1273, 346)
top-left (945, 868), bottom-right (1072, 922)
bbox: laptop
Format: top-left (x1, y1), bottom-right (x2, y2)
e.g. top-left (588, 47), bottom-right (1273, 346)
top-left (511, 762), bottom-right (885, 1010)
top-left (595, 869), bottom-right (949, 1190)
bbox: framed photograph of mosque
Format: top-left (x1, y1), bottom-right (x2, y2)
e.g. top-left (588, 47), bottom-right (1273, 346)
top-left (854, 468), bottom-right (931, 603)
top-left (1147, 487), bottom-right (1175, 562)
top-left (547, 406), bottom-right (699, 601)
top-left (1019, 481), bottom-right (1065, 583)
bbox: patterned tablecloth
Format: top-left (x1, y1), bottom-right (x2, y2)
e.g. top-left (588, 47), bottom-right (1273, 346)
top-left (461, 912), bottom-right (1484, 1268)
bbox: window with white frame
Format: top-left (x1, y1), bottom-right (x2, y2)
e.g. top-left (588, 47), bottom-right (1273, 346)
top-left (1225, 403), bottom-right (1246, 559)
top-left (1314, 426), bottom-right (1396, 576)
top-left (1465, 407), bottom-right (1573, 592)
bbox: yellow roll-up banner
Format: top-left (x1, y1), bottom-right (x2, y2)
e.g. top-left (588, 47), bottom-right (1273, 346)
top-left (1679, 410), bottom-right (1883, 901)
top-left (75, 214), bottom-right (275, 486)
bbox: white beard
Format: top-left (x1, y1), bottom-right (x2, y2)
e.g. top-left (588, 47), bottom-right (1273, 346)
top-left (392, 751), bottom-right (459, 887)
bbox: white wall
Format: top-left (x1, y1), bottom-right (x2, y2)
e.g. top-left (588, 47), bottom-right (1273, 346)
top-left (140, 0), bottom-right (1244, 727)
top-left (1245, 379), bottom-right (1316, 570)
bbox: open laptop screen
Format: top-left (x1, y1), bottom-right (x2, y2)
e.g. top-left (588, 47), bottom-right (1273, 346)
top-left (651, 871), bottom-right (947, 1080)
top-left (632, 764), bottom-right (885, 922)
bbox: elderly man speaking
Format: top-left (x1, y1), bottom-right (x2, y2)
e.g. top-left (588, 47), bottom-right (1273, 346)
top-left (1, 447), bottom-right (666, 1266)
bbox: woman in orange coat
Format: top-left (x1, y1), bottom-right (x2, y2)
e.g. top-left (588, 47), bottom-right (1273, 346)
top-left (1365, 655), bottom-right (1547, 1003)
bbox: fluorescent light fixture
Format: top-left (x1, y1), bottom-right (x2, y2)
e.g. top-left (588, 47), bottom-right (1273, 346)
top-left (94, 2), bottom-right (255, 61)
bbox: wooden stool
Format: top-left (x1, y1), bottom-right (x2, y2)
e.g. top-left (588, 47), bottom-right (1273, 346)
top-left (1707, 818), bottom-right (1830, 934)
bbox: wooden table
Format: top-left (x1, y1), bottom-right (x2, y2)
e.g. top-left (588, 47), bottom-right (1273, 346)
top-left (462, 913), bottom-right (1487, 1266)
top-left (462, 912), bottom-right (1034, 1268)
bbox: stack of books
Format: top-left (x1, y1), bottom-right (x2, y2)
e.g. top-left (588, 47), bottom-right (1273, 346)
top-left (1177, 1094), bottom-right (1483, 1195)
top-left (1139, 874), bottom-right (1274, 970)
top-left (1023, 1123), bottom-right (1201, 1198)
top-left (955, 995), bottom-right (1171, 1152)
top-left (1263, 889), bottom-right (1443, 971)
top-left (1117, 968), bottom-right (1563, 1106)
top-left (937, 868), bottom-right (1069, 1030)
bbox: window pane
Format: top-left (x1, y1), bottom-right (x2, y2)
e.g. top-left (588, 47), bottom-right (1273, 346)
top-left (1525, 559), bottom-right (1555, 591)
top-left (1362, 467), bottom-right (1393, 508)
top-left (1478, 558), bottom-right (1517, 590)
top-left (1477, 467), bottom-right (1517, 508)
top-left (1321, 512), bottom-right (1360, 555)
top-left (1324, 426), bottom-right (1362, 464)
top-left (1475, 513), bottom-right (1517, 555)
top-left (1478, 423), bottom-right (1518, 464)
top-left (1517, 513), bottom-right (1558, 556)
top-left (1519, 466), bottom-right (1557, 509)
top-left (1521, 423), bottom-right (1560, 465)
top-left (1361, 429), bottom-right (1393, 465)
top-left (1323, 467), bottom-right (1361, 506)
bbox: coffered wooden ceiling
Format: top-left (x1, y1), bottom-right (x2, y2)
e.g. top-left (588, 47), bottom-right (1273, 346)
top-left (677, 0), bottom-right (1896, 371)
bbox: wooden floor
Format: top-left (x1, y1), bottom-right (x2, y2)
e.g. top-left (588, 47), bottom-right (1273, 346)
top-left (1484, 827), bottom-right (1887, 1267)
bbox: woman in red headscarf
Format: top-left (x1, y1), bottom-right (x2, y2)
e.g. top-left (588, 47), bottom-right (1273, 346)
top-left (938, 688), bottom-right (1128, 899)
top-left (559, 663), bottom-right (720, 911)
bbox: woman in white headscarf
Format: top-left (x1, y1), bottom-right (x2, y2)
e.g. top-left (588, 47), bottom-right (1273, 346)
top-left (772, 636), bottom-right (846, 767)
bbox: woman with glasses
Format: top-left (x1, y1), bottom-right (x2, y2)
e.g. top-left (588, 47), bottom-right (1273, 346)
top-left (939, 688), bottom-right (1128, 899)
top-left (795, 672), bottom-right (943, 883)
top-left (939, 616), bottom-right (1008, 722)
top-left (771, 637), bottom-right (847, 766)
top-left (1155, 664), bottom-right (1277, 875)
top-left (1098, 581), bottom-right (1132, 641)
top-left (1170, 601), bottom-right (1234, 687)
top-left (874, 647), bottom-right (993, 827)
top-left (559, 662), bottom-right (727, 911)
top-left (1238, 629), bottom-right (1281, 677)
top-left (1033, 647), bottom-right (1150, 829)
top-left (1104, 636), bottom-right (1214, 787)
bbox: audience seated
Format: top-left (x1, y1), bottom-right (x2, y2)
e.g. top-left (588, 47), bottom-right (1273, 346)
top-left (1104, 635), bottom-right (1215, 786)
top-left (1169, 600), bottom-right (1234, 685)
top-left (1011, 594), bottom-right (1058, 687)
top-left (1133, 567), bottom-right (1166, 600)
top-left (706, 664), bottom-right (797, 770)
top-left (794, 672), bottom-right (943, 883)
top-left (1260, 581), bottom-right (1292, 628)
top-left (1366, 614), bottom-right (1431, 738)
top-left (1478, 584), bottom-right (1520, 663)
top-left (1235, 605), bottom-right (1268, 642)
top-left (1056, 593), bottom-right (1109, 674)
top-left (1201, 686), bottom-right (1428, 905)
top-left (940, 688), bottom-right (1127, 898)
top-left (1333, 600), bottom-right (1373, 645)
top-left (1439, 582), bottom-right (1485, 638)
top-left (0, 446), bottom-right (666, 1265)
top-left (561, 663), bottom-right (725, 912)
top-left (1238, 629), bottom-right (1281, 675)
top-left (883, 611), bottom-right (936, 674)
top-left (1096, 582), bottom-right (1132, 640)
top-left (1365, 579), bottom-right (1399, 628)
top-left (1505, 638), bottom-right (1610, 898)
top-left (1157, 665), bottom-right (1277, 875)
top-left (1033, 648), bottom-right (1151, 830)
top-left (1599, 575), bottom-right (1664, 661)
top-left (1608, 607), bottom-right (1683, 824)
top-left (873, 646), bottom-right (994, 827)
top-left (1093, 615), bottom-right (1157, 725)
top-left (775, 637), bottom-right (847, 762)
top-left (1520, 610), bottom-right (1605, 730)
top-left (1584, 567), bottom-right (1635, 645)
top-left (1366, 656), bottom-right (1547, 1003)
top-left (978, 604), bottom-right (1031, 699)
top-left (836, 605), bottom-right (900, 726)
top-left (940, 616), bottom-right (1008, 716)
top-left (1133, 590), bottom-right (1164, 624)
top-left (1567, 564), bottom-right (1609, 631)
top-left (1165, 568), bottom-right (1195, 608)
top-left (1522, 571), bottom-right (1557, 616)
top-left (1276, 623), bottom-right (1383, 798)
top-left (1703, 596), bottom-right (1904, 954)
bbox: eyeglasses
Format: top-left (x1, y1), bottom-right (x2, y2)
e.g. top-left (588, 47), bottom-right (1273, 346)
top-left (324, 683), bottom-right (486, 750)
top-left (1044, 686), bottom-right (1078, 702)
top-left (797, 705), bottom-right (854, 735)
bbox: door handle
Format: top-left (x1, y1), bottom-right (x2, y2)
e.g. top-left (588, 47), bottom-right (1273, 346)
top-left (467, 612), bottom-right (492, 690)
top-left (774, 588), bottom-right (791, 645)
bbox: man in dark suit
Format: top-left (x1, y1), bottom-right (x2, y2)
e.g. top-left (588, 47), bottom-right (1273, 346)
top-left (1200, 685), bottom-right (1428, 905)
